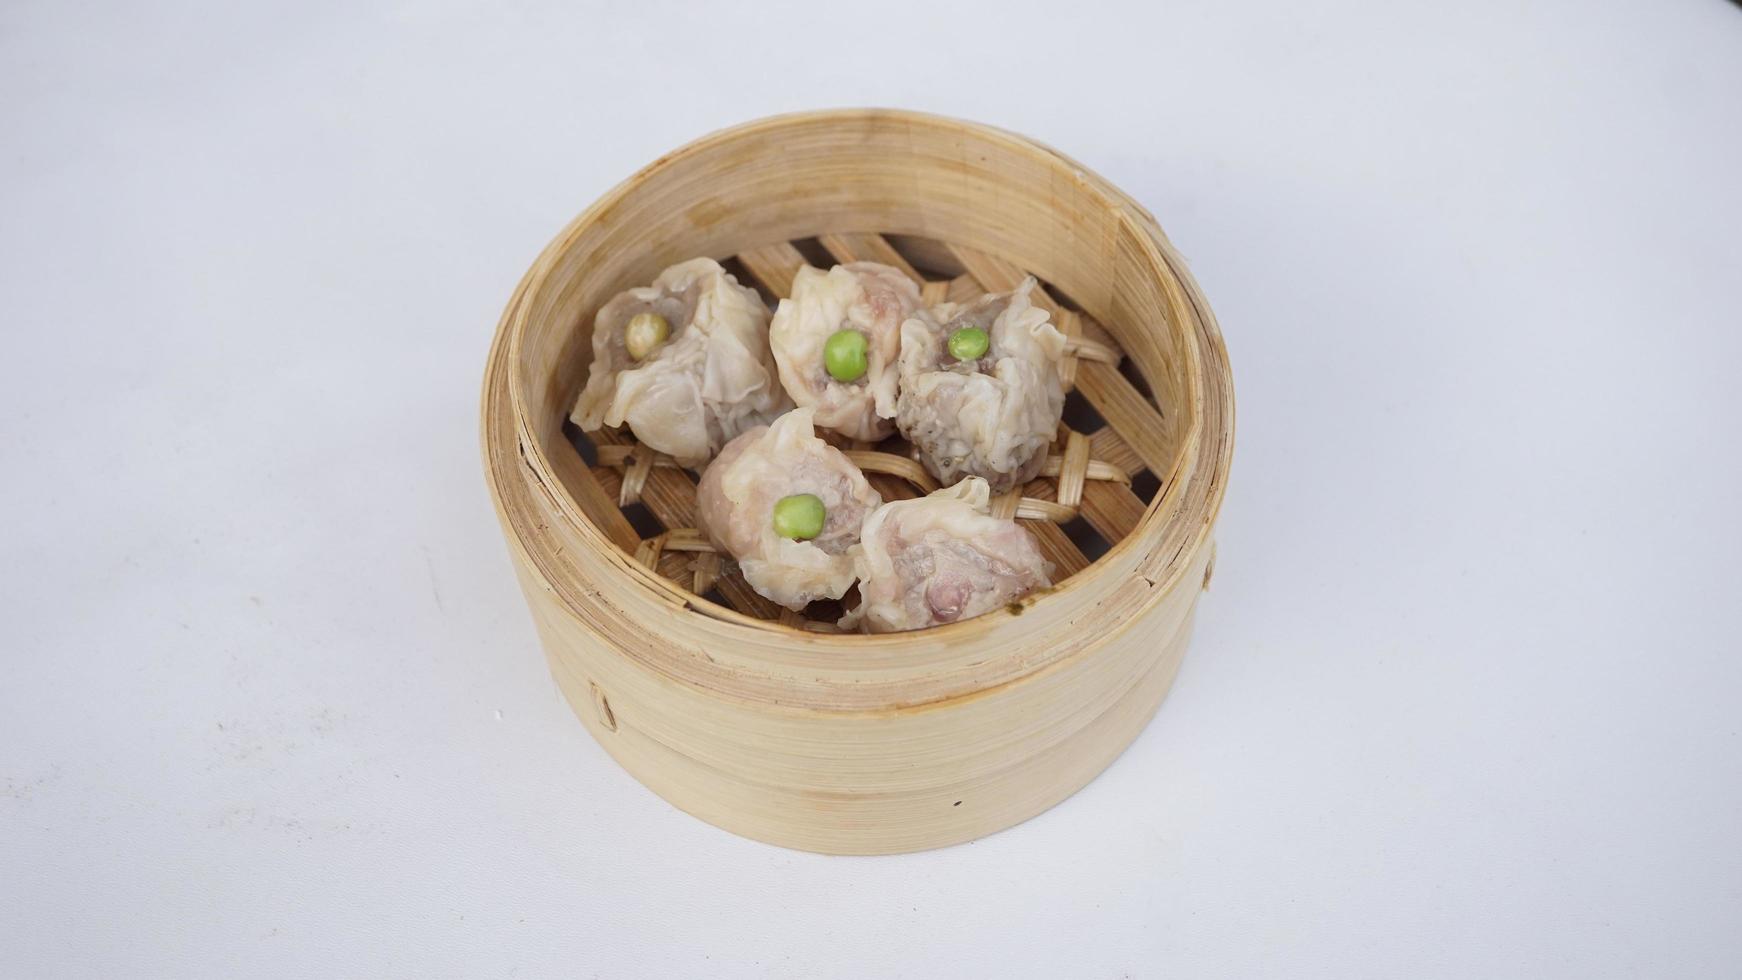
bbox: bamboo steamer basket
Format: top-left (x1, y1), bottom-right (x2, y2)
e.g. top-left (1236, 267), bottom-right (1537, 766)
top-left (481, 109), bottom-right (1234, 854)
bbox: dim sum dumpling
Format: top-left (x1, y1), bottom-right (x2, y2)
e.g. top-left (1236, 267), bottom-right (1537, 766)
top-left (769, 262), bottom-right (922, 442)
top-left (895, 278), bottom-right (1067, 492)
top-left (843, 477), bottom-right (1052, 633)
top-left (695, 408), bottom-right (883, 611)
top-left (572, 257), bottom-right (789, 468)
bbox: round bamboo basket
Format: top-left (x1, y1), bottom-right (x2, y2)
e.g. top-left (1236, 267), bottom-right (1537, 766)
top-left (481, 109), bottom-right (1234, 854)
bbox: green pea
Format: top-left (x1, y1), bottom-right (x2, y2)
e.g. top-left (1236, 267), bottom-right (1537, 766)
top-left (948, 326), bottom-right (990, 361)
top-left (823, 329), bottom-right (869, 382)
top-left (772, 493), bottom-right (826, 540)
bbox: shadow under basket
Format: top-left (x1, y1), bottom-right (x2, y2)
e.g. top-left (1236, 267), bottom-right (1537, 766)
top-left (481, 109), bottom-right (1234, 855)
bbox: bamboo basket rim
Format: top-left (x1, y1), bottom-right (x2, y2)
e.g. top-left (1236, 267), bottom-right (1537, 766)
top-left (482, 108), bottom-right (1234, 707)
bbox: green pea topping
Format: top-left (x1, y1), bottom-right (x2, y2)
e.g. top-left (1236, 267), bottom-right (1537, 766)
top-left (948, 326), bottom-right (990, 361)
top-left (772, 493), bottom-right (826, 540)
top-left (823, 329), bottom-right (869, 382)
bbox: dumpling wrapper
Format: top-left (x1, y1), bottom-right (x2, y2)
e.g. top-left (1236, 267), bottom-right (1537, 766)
top-left (695, 408), bottom-right (883, 611)
top-left (769, 262), bottom-right (921, 442)
top-left (896, 277), bottom-right (1066, 492)
top-left (573, 257), bottom-right (789, 468)
top-left (843, 477), bottom-right (1052, 633)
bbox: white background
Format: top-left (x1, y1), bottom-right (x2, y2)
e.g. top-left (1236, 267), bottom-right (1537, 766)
top-left (4, 1), bottom-right (1740, 976)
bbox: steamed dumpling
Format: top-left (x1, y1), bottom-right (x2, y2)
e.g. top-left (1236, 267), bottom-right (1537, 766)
top-left (695, 408), bottom-right (883, 611)
top-left (769, 262), bottom-right (922, 442)
top-left (573, 257), bottom-right (789, 467)
top-left (843, 477), bottom-right (1052, 633)
top-left (895, 278), bottom-right (1067, 492)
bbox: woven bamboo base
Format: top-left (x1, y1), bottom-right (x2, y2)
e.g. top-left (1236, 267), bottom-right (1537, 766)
top-left (565, 232), bottom-right (1173, 631)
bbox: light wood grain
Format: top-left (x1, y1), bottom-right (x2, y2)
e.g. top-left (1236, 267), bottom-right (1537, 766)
top-left (482, 110), bottom-right (1234, 854)
top-left (819, 232), bottom-right (924, 283)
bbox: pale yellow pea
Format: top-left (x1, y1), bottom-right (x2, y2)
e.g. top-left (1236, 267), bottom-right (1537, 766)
top-left (625, 312), bottom-right (671, 360)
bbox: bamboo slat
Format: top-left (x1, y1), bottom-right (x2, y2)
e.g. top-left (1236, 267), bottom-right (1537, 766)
top-left (542, 438), bottom-right (639, 553)
top-left (819, 232), bottom-right (925, 283)
top-left (587, 429), bottom-right (781, 620)
top-left (1088, 427), bottom-right (1148, 478)
top-left (735, 242), bottom-right (809, 298)
top-left (1075, 361), bottom-right (1176, 476)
